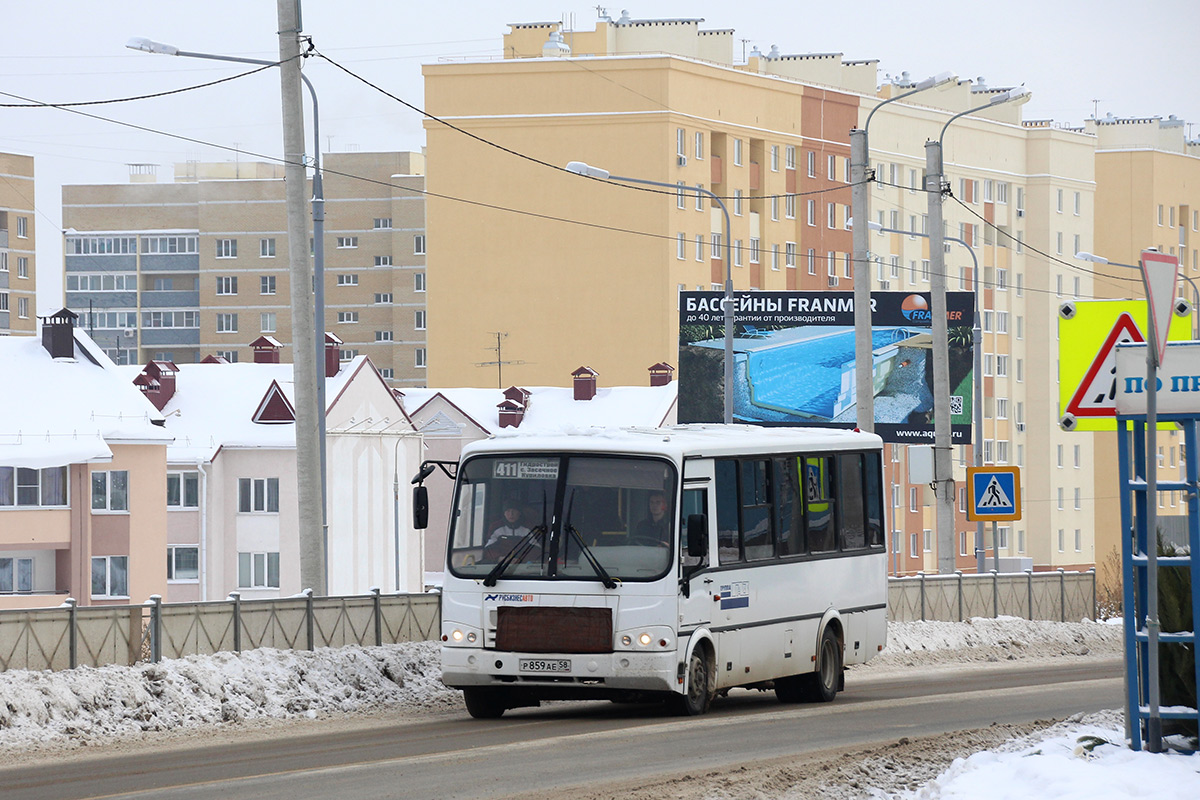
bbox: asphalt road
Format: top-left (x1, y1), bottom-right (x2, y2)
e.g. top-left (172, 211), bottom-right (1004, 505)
top-left (0, 659), bottom-right (1123, 800)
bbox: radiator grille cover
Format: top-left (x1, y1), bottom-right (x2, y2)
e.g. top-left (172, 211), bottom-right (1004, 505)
top-left (494, 606), bottom-right (613, 654)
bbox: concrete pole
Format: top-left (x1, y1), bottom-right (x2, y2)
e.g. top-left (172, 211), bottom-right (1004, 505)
top-left (277, 0), bottom-right (325, 594)
top-left (851, 129), bottom-right (873, 432)
top-left (1144, 292), bottom-right (1162, 753)
top-left (926, 140), bottom-right (955, 574)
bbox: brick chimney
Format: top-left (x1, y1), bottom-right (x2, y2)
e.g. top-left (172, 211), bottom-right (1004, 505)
top-left (324, 332), bottom-right (343, 378)
top-left (648, 362), bottom-right (675, 387)
top-left (40, 308), bottom-right (78, 360)
top-left (572, 366), bottom-right (598, 401)
top-left (250, 335), bottom-right (283, 364)
top-left (133, 359), bottom-right (179, 411)
top-left (498, 386), bottom-right (532, 428)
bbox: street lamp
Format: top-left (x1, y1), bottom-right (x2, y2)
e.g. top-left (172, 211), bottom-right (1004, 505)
top-left (128, 36), bottom-right (330, 591)
top-left (851, 71), bottom-right (956, 433)
top-left (870, 220), bottom-right (989, 572)
top-left (566, 160), bottom-right (734, 423)
top-left (927, 86), bottom-right (1030, 575)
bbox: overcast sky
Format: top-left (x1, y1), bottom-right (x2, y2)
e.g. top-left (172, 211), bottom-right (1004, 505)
top-left (5, 0), bottom-right (1198, 313)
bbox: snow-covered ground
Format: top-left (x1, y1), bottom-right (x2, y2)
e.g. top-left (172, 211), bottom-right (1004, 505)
top-left (0, 617), bottom-right (1195, 798)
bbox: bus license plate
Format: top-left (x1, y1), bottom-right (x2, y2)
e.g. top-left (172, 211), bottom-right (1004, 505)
top-left (519, 658), bottom-right (571, 673)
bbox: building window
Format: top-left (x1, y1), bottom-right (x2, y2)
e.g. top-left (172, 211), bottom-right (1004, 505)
top-left (909, 487), bottom-right (918, 512)
top-left (0, 466), bottom-right (67, 507)
top-left (770, 145), bottom-right (779, 171)
top-left (374, 218), bottom-right (392, 229)
top-left (238, 477), bottom-right (280, 513)
top-left (1057, 189), bottom-right (1064, 213)
top-left (923, 530), bottom-right (932, 552)
top-left (167, 546), bottom-right (199, 582)
top-left (415, 310), bottom-right (426, 330)
top-left (17, 297), bottom-right (27, 319)
top-left (997, 355), bottom-right (1009, 377)
top-left (260, 238), bottom-right (276, 258)
top-left (910, 533), bottom-right (918, 557)
top-left (733, 239), bottom-right (743, 267)
top-left (238, 551), bottom-right (280, 589)
top-left (337, 274), bottom-right (359, 286)
top-left (260, 275), bottom-right (276, 295)
top-left (749, 238), bottom-right (760, 264)
top-left (695, 234), bottom-right (705, 261)
top-left (676, 127), bottom-right (686, 157)
top-left (340, 349), bottom-right (359, 362)
top-left (91, 470), bottom-right (129, 512)
top-left (696, 185), bottom-right (704, 211)
top-left (217, 350), bottom-right (238, 363)
top-left (260, 312), bottom-right (276, 333)
top-left (216, 313), bottom-right (238, 333)
top-left (415, 348), bottom-right (427, 368)
top-left (677, 233), bottom-right (686, 260)
top-left (733, 189), bottom-right (743, 216)
top-left (806, 150), bottom-right (815, 177)
top-left (380, 368), bottom-right (393, 379)
top-left (806, 199), bottom-right (816, 226)
top-left (733, 138), bottom-right (743, 166)
top-left (374, 293), bottom-right (393, 304)
top-left (216, 276), bottom-right (238, 295)
top-left (216, 239), bottom-right (237, 258)
top-left (17, 257), bottom-right (28, 279)
top-left (414, 273), bottom-right (426, 292)
top-left (827, 154), bottom-right (836, 179)
top-left (0, 557), bottom-right (34, 593)
top-left (375, 330), bottom-right (394, 342)
top-left (712, 233), bottom-right (722, 260)
top-left (807, 249), bottom-right (816, 275)
top-left (1074, 487), bottom-right (1081, 510)
top-left (336, 236), bottom-right (358, 249)
top-left (677, 182), bottom-right (686, 209)
top-left (91, 556), bottom-right (129, 598)
top-left (16, 216), bottom-right (28, 238)
top-left (166, 471), bottom-right (199, 508)
top-left (695, 132), bottom-right (704, 160)
top-left (337, 311), bottom-right (359, 323)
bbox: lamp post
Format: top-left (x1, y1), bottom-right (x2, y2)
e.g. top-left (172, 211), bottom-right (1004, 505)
top-left (566, 160), bottom-right (734, 423)
top-left (871, 221), bottom-right (987, 571)
top-left (927, 87), bottom-right (1030, 574)
top-left (851, 72), bottom-right (956, 433)
top-left (128, 36), bottom-right (330, 592)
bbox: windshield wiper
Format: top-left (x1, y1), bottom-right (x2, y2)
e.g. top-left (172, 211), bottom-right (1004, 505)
top-left (482, 525), bottom-right (545, 587)
top-left (564, 523), bottom-right (618, 589)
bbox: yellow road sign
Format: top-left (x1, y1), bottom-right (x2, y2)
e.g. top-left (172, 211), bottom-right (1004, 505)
top-left (1057, 300), bottom-right (1191, 432)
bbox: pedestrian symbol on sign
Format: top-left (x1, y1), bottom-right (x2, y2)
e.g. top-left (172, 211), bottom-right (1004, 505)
top-left (978, 476), bottom-right (1012, 508)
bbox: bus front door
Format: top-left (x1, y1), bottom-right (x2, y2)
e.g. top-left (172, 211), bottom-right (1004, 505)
top-left (678, 484), bottom-right (712, 632)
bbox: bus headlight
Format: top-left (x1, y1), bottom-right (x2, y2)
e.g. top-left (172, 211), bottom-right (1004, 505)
top-left (442, 624), bottom-right (482, 646)
top-left (638, 632), bottom-right (653, 646)
top-left (615, 627), bottom-right (673, 650)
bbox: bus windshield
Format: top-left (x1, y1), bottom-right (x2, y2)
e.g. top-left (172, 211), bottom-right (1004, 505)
top-left (447, 454), bottom-right (678, 582)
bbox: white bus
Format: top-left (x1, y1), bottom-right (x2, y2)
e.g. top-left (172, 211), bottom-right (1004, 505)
top-left (415, 424), bottom-right (887, 718)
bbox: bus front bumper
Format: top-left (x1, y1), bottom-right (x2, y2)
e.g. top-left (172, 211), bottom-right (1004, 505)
top-left (442, 646), bottom-right (679, 693)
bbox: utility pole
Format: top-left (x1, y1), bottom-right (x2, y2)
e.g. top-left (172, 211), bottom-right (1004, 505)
top-left (477, 332), bottom-right (524, 388)
top-left (926, 139), bottom-right (956, 574)
top-left (850, 129), bottom-right (873, 433)
top-left (277, 0), bottom-right (325, 594)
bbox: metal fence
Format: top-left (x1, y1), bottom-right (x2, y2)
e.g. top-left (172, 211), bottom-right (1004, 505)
top-left (0, 589), bottom-right (440, 672)
top-left (0, 571), bottom-right (1095, 673)
top-left (888, 569), bottom-right (1097, 623)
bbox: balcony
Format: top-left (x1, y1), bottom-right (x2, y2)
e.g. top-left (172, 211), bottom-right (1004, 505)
top-left (140, 290), bottom-right (200, 308)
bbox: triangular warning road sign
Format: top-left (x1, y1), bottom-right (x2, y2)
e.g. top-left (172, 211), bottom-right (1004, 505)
top-left (978, 476), bottom-right (1013, 509)
top-left (1064, 312), bottom-right (1144, 418)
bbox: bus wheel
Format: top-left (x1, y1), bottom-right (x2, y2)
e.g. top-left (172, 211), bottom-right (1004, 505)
top-left (800, 627), bottom-right (841, 703)
top-left (671, 647), bottom-right (712, 716)
top-left (463, 688), bottom-right (508, 719)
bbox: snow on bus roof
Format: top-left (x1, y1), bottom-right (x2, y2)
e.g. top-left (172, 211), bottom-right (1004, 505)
top-left (462, 424), bottom-right (882, 460)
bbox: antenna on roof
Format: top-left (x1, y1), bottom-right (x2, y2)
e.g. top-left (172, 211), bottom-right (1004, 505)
top-left (1092, 99), bottom-right (1101, 119)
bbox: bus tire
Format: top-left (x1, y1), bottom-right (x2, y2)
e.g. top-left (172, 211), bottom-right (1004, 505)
top-left (463, 688), bottom-right (508, 719)
top-left (800, 626), bottom-right (841, 703)
top-left (671, 647), bottom-right (713, 716)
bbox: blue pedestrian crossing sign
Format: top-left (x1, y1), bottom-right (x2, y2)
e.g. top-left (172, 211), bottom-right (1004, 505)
top-left (967, 466), bottom-right (1022, 521)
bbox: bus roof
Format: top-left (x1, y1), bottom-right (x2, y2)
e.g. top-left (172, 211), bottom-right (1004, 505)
top-left (461, 424), bottom-right (883, 462)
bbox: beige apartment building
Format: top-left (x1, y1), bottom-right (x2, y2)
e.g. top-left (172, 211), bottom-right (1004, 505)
top-left (423, 14), bottom-right (1099, 573)
top-left (0, 152), bottom-right (37, 336)
top-left (61, 152), bottom-right (428, 386)
top-left (1088, 114), bottom-right (1200, 592)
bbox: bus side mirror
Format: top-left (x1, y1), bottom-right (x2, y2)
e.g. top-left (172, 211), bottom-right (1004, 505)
top-left (413, 485), bottom-right (429, 530)
top-left (686, 514), bottom-right (707, 558)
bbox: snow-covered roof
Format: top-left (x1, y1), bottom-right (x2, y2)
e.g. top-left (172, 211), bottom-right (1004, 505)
top-left (0, 330), bottom-right (171, 468)
top-left (116, 356), bottom-right (371, 464)
top-left (400, 384), bottom-right (677, 435)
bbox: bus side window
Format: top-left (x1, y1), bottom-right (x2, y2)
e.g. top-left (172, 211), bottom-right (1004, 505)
top-left (863, 451), bottom-right (885, 547)
top-left (804, 456), bottom-right (837, 552)
top-left (681, 488), bottom-right (708, 566)
top-left (774, 456), bottom-right (806, 556)
top-left (839, 453), bottom-right (867, 550)
top-left (715, 459), bottom-right (741, 564)
top-left (741, 459), bottom-right (774, 560)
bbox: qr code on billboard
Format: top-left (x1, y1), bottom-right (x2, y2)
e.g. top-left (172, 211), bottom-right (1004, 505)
top-left (949, 396), bottom-right (963, 415)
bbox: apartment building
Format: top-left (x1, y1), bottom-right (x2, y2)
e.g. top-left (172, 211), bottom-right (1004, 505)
top-left (0, 152), bottom-right (36, 336)
top-left (61, 152), bottom-right (428, 386)
top-left (1088, 114), bottom-right (1200, 590)
top-left (423, 15), bottom-right (1099, 573)
top-left (0, 311), bottom-right (171, 609)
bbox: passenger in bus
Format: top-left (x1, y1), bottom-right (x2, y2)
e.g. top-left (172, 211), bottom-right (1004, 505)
top-left (633, 491), bottom-right (670, 546)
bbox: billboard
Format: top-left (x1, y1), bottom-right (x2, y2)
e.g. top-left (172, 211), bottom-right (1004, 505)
top-left (677, 291), bottom-right (975, 444)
